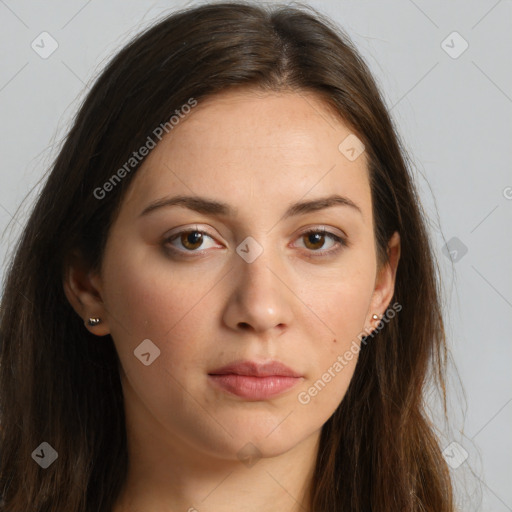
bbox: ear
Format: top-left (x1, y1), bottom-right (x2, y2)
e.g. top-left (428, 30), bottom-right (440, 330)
top-left (367, 231), bottom-right (401, 330)
top-left (63, 250), bottom-right (111, 336)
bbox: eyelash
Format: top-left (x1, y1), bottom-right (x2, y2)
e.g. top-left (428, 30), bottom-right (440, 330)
top-left (163, 227), bottom-right (346, 258)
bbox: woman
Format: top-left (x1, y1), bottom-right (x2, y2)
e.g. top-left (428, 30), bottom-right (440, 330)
top-left (0, 2), bottom-right (455, 511)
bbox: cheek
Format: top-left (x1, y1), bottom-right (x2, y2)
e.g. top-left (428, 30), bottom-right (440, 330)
top-left (310, 260), bottom-right (376, 344)
top-left (100, 248), bottom-right (219, 376)
top-left (297, 258), bottom-right (375, 409)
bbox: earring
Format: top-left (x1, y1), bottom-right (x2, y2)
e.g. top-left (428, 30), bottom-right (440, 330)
top-left (87, 317), bottom-right (101, 326)
top-left (372, 313), bottom-right (380, 321)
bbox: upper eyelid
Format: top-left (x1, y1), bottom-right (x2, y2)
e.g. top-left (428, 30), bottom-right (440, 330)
top-left (165, 223), bottom-right (345, 238)
top-left (165, 227), bottom-right (218, 243)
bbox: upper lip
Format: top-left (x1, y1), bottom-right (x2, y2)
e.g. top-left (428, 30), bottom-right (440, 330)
top-left (208, 360), bottom-right (302, 378)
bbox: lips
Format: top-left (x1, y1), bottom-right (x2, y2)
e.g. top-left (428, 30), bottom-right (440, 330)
top-left (208, 360), bottom-right (302, 378)
top-left (207, 360), bottom-right (303, 400)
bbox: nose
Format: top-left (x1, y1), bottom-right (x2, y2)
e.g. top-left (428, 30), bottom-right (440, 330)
top-left (221, 250), bottom-right (294, 335)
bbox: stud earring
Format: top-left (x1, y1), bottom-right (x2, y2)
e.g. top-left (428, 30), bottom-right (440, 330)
top-left (87, 317), bottom-right (101, 326)
top-left (372, 313), bottom-right (380, 321)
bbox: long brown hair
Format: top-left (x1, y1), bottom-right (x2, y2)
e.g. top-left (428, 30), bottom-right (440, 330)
top-left (0, 2), bottom-right (454, 510)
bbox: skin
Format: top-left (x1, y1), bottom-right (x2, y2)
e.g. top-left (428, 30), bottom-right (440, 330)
top-left (64, 88), bottom-right (400, 512)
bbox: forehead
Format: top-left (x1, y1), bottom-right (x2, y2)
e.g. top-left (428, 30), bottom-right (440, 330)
top-left (157, 88), bottom-right (358, 154)
top-left (121, 88), bottom-right (371, 221)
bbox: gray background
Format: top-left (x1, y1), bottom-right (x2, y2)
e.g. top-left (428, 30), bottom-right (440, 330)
top-left (1, 1), bottom-right (511, 510)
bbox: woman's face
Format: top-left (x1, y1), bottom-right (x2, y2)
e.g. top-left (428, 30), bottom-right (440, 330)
top-left (79, 88), bottom-right (399, 460)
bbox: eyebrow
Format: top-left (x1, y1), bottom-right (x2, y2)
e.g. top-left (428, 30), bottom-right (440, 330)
top-left (138, 193), bottom-right (362, 219)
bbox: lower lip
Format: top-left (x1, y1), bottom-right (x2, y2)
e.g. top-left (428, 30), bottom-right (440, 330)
top-left (208, 374), bottom-right (302, 400)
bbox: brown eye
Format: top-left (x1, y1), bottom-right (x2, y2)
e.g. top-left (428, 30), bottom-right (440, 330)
top-left (165, 229), bottom-right (219, 254)
top-left (180, 231), bottom-right (204, 250)
top-left (295, 228), bottom-right (346, 258)
top-left (303, 231), bottom-right (327, 250)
